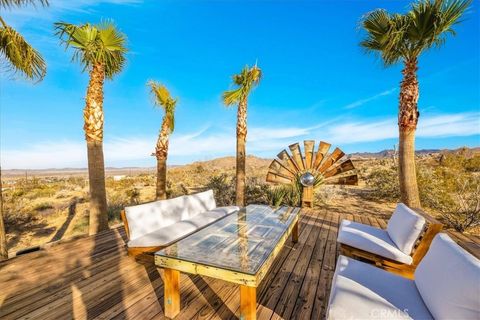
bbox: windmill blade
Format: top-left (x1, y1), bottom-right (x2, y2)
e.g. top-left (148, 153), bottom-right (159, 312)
top-left (266, 172), bottom-right (293, 184)
top-left (289, 143), bottom-right (305, 171)
top-left (323, 159), bottom-right (355, 178)
top-left (313, 141), bottom-right (331, 169)
top-left (269, 159), bottom-right (295, 178)
top-left (277, 149), bottom-right (299, 172)
top-left (325, 174), bottom-right (358, 185)
top-left (304, 140), bottom-right (315, 169)
top-left (318, 148), bottom-right (345, 173)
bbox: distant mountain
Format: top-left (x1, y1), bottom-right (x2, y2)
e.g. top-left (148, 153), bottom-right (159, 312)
top-left (3, 147), bottom-right (478, 177)
top-left (349, 146), bottom-right (480, 159)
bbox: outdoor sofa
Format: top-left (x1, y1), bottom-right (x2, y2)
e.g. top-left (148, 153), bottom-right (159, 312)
top-left (337, 203), bottom-right (442, 277)
top-left (121, 190), bottom-right (239, 256)
top-left (327, 233), bottom-right (480, 319)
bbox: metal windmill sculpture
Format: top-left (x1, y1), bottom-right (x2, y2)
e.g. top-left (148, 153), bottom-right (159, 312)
top-left (266, 140), bottom-right (358, 208)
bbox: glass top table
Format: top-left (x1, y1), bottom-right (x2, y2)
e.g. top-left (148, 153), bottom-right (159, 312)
top-left (155, 204), bottom-right (300, 286)
top-left (154, 204), bottom-right (301, 319)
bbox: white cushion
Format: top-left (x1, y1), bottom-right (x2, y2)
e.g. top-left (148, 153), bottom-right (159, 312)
top-left (127, 206), bottom-right (239, 248)
top-left (338, 220), bottom-right (413, 264)
top-left (414, 233), bottom-right (480, 320)
top-left (387, 203), bottom-right (425, 255)
top-left (125, 195), bottom-right (187, 240)
top-left (327, 255), bottom-right (432, 319)
top-left (184, 190), bottom-right (217, 219)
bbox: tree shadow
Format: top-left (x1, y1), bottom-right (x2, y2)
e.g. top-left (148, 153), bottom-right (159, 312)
top-left (50, 200), bottom-right (78, 242)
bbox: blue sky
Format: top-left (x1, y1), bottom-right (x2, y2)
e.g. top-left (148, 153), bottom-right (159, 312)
top-left (1, 0), bottom-right (479, 169)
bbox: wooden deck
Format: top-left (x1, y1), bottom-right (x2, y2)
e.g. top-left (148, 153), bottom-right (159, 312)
top-left (1, 208), bottom-right (479, 320)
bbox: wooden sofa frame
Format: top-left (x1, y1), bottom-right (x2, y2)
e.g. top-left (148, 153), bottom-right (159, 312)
top-left (120, 209), bottom-right (165, 257)
top-left (340, 208), bottom-right (443, 279)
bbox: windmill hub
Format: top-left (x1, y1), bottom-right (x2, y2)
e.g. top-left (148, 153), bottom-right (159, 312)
top-left (300, 172), bottom-right (315, 187)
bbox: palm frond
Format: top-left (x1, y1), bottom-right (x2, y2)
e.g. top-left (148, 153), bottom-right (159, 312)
top-left (147, 81), bottom-right (177, 133)
top-left (222, 64), bottom-right (262, 107)
top-left (222, 87), bottom-right (242, 106)
top-left (0, 0), bottom-right (47, 9)
top-left (54, 20), bottom-right (127, 79)
top-left (360, 0), bottom-right (470, 65)
top-left (0, 19), bottom-right (46, 81)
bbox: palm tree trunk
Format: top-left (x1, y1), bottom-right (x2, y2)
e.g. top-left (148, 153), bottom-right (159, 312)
top-left (0, 167), bottom-right (8, 260)
top-left (84, 63), bottom-right (109, 235)
top-left (87, 140), bottom-right (108, 234)
top-left (155, 120), bottom-right (170, 200)
top-left (236, 99), bottom-right (247, 207)
top-left (398, 59), bottom-right (421, 208)
top-left (156, 156), bottom-right (167, 200)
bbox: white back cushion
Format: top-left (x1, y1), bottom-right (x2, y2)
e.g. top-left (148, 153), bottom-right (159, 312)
top-left (125, 195), bottom-right (186, 240)
top-left (415, 233), bottom-right (480, 319)
top-left (387, 203), bottom-right (425, 254)
top-left (184, 190), bottom-right (216, 218)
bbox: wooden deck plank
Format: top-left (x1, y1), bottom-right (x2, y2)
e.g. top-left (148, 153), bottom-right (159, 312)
top-left (0, 208), bottom-right (478, 320)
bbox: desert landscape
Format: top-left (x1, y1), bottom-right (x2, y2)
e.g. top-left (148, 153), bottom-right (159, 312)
top-left (3, 147), bottom-right (479, 256)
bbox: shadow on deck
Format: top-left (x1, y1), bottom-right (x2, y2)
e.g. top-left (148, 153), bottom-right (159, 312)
top-left (0, 209), bottom-right (479, 320)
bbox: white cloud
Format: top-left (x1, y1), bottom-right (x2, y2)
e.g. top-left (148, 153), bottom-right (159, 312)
top-left (3, 0), bottom-right (142, 28)
top-left (2, 112), bottom-right (478, 169)
top-left (343, 88), bottom-right (397, 109)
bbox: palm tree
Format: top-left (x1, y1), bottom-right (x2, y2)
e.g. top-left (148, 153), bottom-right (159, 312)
top-left (360, 0), bottom-right (470, 208)
top-left (55, 21), bottom-right (127, 235)
top-left (223, 64), bottom-right (262, 207)
top-left (0, 0), bottom-right (48, 260)
top-left (147, 81), bottom-right (177, 200)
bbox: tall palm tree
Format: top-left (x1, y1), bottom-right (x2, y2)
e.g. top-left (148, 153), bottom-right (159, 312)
top-left (0, 0), bottom-right (48, 260)
top-left (55, 21), bottom-right (127, 235)
top-left (147, 81), bottom-right (177, 200)
top-left (223, 64), bottom-right (262, 207)
top-left (360, 0), bottom-right (470, 208)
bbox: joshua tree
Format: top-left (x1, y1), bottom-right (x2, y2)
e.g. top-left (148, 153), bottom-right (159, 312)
top-left (55, 21), bottom-right (127, 234)
top-left (147, 81), bottom-right (177, 200)
top-left (223, 64), bottom-right (262, 207)
top-left (360, 0), bottom-right (470, 208)
top-left (0, 0), bottom-right (48, 260)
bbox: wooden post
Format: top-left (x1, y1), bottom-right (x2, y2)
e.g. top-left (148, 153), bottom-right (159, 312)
top-left (240, 285), bottom-right (257, 320)
top-left (301, 186), bottom-right (313, 208)
top-left (164, 268), bottom-right (180, 318)
top-left (292, 221), bottom-right (299, 243)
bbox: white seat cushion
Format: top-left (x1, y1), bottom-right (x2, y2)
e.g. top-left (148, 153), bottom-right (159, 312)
top-left (338, 220), bottom-right (413, 264)
top-left (125, 195), bottom-right (187, 240)
top-left (128, 206), bottom-right (239, 248)
top-left (327, 255), bottom-right (432, 320)
top-left (414, 233), bottom-right (480, 320)
top-left (184, 190), bottom-right (217, 219)
top-left (387, 203), bottom-right (425, 255)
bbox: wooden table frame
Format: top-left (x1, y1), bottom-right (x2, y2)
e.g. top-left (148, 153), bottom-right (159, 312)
top-left (156, 212), bottom-right (300, 320)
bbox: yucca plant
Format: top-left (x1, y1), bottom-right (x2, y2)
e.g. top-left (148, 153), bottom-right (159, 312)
top-left (147, 81), bottom-right (177, 200)
top-left (55, 21), bottom-right (127, 234)
top-left (223, 64), bottom-right (262, 207)
top-left (360, 0), bottom-right (471, 208)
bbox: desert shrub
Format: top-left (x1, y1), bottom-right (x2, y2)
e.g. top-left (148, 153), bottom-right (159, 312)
top-left (364, 167), bottom-right (400, 201)
top-left (33, 202), bottom-right (54, 211)
top-left (205, 173), bottom-right (235, 206)
top-left (245, 177), bottom-right (270, 205)
top-left (315, 185), bottom-right (340, 205)
top-left (418, 163), bottom-right (480, 232)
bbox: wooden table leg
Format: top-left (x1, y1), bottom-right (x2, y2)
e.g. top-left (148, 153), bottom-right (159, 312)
top-left (240, 285), bottom-right (256, 320)
top-left (164, 268), bottom-right (180, 318)
top-left (292, 221), bottom-right (299, 243)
